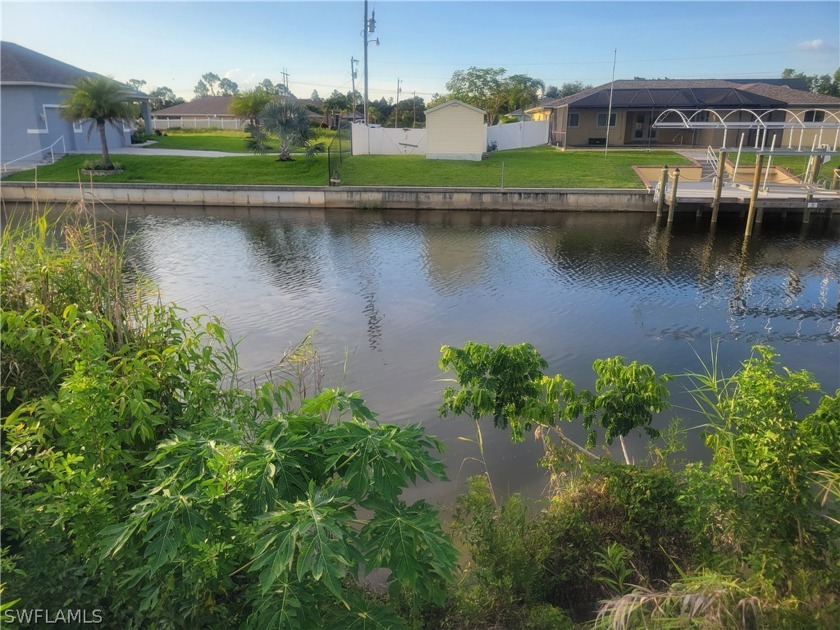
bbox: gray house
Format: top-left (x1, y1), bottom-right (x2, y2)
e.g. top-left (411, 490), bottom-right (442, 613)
top-left (1, 41), bottom-right (150, 170)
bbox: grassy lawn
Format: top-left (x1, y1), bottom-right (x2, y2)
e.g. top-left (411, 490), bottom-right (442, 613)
top-left (4, 147), bottom-right (689, 188)
top-left (735, 151), bottom-right (839, 180)
top-left (4, 155), bottom-right (329, 185)
top-left (340, 147), bottom-right (689, 188)
top-left (142, 130), bottom-right (253, 152)
top-left (142, 128), bottom-right (338, 153)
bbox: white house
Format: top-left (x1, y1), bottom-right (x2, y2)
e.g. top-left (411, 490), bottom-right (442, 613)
top-left (0, 41), bottom-right (150, 170)
top-left (425, 100), bottom-right (487, 161)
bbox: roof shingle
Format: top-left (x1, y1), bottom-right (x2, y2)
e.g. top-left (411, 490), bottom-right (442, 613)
top-left (1, 41), bottom-right (146, 98)
top-left (536, 79), bottom-right (840, 111)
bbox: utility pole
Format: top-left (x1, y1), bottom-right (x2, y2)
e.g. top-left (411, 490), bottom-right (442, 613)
top-left (412, 90), bottom-right (416, 127)
top-left (363, 1), bottom-right (378, 125)
top-left (280, 68), bottom-right (289, 94)
top-left (394, 78), bottom-right (401, 128)
top-left (350, 57), bottom-right (358, 121)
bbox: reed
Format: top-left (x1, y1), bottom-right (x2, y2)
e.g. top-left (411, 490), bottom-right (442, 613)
top-left (1, 201), bottom-right (142, 347)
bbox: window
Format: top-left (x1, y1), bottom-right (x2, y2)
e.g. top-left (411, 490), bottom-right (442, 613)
top-left (568, 112), bottom-right (580, 127)
top-left (597, 112), bottom-right (616, 127)
top-left (804, 110), bottom-right (825, 123)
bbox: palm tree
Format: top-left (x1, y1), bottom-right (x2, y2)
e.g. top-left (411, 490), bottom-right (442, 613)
top-left (245, 99), bottom-right (324, 161)
top-left (504, 74), bottom-right (546, 115)
top-left (61, 76), bottom-right (137, 167)
top-left (229, 88), bottom-right (273, 127)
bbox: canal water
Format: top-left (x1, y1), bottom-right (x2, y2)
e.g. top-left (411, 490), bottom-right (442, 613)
top-left (116, 206), bottom-right (839, 507)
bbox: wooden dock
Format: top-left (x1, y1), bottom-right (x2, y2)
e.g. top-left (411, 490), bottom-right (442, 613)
top-left (669, 180), bottom-right (839, 211)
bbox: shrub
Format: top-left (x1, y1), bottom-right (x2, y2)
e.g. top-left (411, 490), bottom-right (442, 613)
top-left (81, 159), bottom-right (123, 171)
top-left (1, 209), bottom-right (457, 628)
top-left (536, 460), bottom-right (701, 619)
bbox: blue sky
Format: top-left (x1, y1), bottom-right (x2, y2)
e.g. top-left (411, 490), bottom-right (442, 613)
top-left (2, 1), bottom-right (838, 103)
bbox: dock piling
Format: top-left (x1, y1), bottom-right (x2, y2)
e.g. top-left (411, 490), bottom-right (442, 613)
top-left (711, 150), bottom-right (727, 224)
top-left (745, 154), bottom-right (763, 237)
top-left (656, 166), bottom-right (669, 219)
top-left (667, 168), bottom-right (680, 223)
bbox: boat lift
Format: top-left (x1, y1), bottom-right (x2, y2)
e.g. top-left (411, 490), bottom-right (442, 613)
top-left (652, 108), bottom-right (840, 235)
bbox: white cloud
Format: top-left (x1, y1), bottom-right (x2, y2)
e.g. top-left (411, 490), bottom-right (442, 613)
top-left (796, 39), bottom-right (826, 51)
top-left (223, 68), bottom-right (260, 90)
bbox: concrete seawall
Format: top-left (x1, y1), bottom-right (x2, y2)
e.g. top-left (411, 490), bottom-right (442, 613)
top-left (0, 182), bottom-right (657, 212)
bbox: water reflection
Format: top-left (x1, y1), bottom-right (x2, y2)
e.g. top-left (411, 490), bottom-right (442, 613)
top-left (90, 206), bottom-right (840, 505)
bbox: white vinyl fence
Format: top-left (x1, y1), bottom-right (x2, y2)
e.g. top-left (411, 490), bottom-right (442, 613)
top-left (487, 120), bottom-right (549, 151)
top-left (152, 117), bottom-right (245, 131)
top-left (351, 120), bottom-right (548, 156)
top-left (351, 124), bottom-right (427, 155)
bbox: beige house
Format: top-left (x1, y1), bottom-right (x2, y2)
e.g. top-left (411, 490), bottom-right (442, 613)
top-left (527, 79), bottom-right (840, 150)
top-left (425, 100), bottom-right (487, 160)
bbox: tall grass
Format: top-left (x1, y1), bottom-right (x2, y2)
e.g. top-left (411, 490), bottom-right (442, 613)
top-left (1, 203), bottom-right (141, 347)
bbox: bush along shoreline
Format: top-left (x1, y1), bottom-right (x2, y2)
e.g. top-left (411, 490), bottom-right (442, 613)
top-left (434, 342), bottom-right (839, 629)
top-left (1, 207), bottom-right (456, 628)
top-left (2, 207), bottom-right (837, 629)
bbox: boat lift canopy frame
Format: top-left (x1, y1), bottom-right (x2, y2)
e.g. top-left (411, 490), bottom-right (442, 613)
top-left (652, 108), bottom-right (840, 155)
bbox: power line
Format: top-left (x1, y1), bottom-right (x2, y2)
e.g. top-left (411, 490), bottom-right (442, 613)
top-left (372, 48), bottom-right (808, 71)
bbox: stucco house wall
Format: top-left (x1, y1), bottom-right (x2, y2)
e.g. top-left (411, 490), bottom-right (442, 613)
top-left (425, 100), bottom-right (487, 160)
top-left (1, 41), bottom-right (144, 168)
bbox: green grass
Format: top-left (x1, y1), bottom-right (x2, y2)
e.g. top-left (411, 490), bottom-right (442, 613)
top-left (4, 155), bottom-right (330, 185)
top-left (143, 130), bottom-right (253, 152)
top-left (339, 147), bottom-right (689, 188)
top-left (736, 151), bottom-right (839, 180)
top-left (143, 128), bottom-right (338, 153)
top-left (5, 147), bottom-right (690, 188)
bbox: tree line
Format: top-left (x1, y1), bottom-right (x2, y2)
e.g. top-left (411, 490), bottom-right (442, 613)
top-left (129, 64), bottom-right (839, 126)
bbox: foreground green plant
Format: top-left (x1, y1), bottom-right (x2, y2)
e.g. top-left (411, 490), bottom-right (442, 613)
top-left (1, 209), bottom-right (456, 628)
top-left (439, 342), bottom-right (671, 457)
top-left (685, 346), bottom-right (840, 591)
top-left (437, 341), bottom-right (839, 628)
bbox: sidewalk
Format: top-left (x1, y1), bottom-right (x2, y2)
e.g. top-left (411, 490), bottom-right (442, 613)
top-left (109, 144), bottom-right (251, 158)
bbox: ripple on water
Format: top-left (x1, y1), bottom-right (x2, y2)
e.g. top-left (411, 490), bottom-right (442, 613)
top-left (116, 209), bottom-right (840, 503)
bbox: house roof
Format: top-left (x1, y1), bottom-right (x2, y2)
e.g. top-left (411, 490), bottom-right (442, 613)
top-left (0, 41), bottom-right (147, 99)
top-left (732, 82), bottom-right (840, 107)
top-left (726, 77), bottom-right (810, 91)
top-left (425, 99), bottom-right (486, 115)
top-left (534, 79), bottom-right (840, 111)
top-left (153, 95), bottom-right (326, 117)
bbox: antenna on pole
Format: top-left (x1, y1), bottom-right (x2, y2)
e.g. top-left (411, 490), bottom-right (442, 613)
top-left (604, 48), bottom-right (616, 156)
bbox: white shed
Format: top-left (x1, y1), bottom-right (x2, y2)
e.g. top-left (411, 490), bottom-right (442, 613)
top-left (425, 100), bottom-right (487, 161)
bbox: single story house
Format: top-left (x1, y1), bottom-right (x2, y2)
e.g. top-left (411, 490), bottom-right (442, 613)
top-left (152, 96), bottom-right (326, 130)
top-left (1, 41), bottom-right (150, 170)
top-left (425, 100), bottom-right (487, 160)
top-left (527, 79), bottom-right (840, 149)
top-left (152, 96), bottom-right (241, 130)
